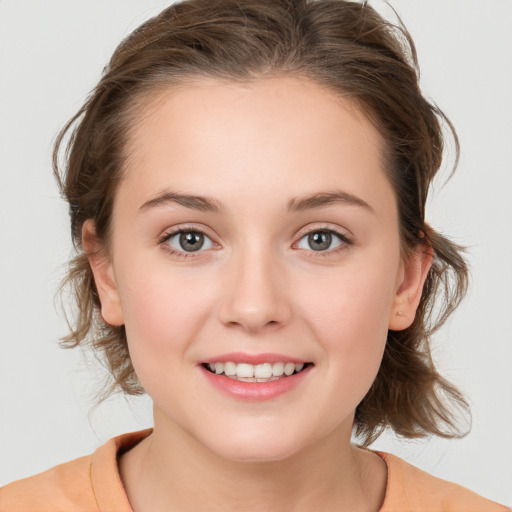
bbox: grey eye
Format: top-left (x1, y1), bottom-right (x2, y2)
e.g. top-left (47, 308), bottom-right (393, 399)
top-left (297, 231), bottom-right (343, 252)
top-left (167, 231), bottom-right (213, 252)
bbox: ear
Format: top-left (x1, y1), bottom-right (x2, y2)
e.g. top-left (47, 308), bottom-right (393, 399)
top-left (388, 244), bottom-right (433, 331)
top-left (82, 219), bottom-right (124, 326)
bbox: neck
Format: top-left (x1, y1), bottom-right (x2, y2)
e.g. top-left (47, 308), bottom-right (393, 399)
top-left (119, 409), bottom-right (386, 512)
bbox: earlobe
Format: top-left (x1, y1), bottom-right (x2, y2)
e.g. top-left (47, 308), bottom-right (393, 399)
top-left (388, 244), bottom-right (433, 331)
top-left (82, 220), bottom-right (124, 326)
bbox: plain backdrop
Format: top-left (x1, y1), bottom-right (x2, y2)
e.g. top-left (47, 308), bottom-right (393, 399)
top-left (1, 0), bottom-right (511, 504)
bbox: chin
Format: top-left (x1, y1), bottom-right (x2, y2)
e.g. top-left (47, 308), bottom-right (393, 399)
top-left (214, 440), bottom-right (301, 463)
top-left (199, 424), bottom-right (314, 463)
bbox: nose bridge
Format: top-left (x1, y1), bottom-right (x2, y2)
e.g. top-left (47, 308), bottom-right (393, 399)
top-left (218, 239), bottom-right (292, 332)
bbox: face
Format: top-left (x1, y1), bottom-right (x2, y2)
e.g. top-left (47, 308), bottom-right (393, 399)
top-left (88, 76), bottom-right (427, 462)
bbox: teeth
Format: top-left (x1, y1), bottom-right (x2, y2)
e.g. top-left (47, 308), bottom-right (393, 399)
top-left (272, 362), bottom-right (284, 376)
top-left (223, 361), bottom-right (237, 376)
top-left (284, 362), bottom-right (295, 376)
top-left (236, 363), bottom-right (254, 378)
top-left (205, 361), bottom-right (308, 380)
top-left (254, 363), bottom-right (272, 379)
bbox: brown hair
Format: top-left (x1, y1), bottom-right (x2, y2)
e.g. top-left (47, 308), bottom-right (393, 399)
top-left (54, 0), bottom-right (470, 446)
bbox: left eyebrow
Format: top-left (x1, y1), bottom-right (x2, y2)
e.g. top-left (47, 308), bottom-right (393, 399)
top-left (287, 190), bottom-right (374, 214)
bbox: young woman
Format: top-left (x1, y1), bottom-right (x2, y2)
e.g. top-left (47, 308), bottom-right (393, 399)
top-left (1, 0), bottom-right (509, 510)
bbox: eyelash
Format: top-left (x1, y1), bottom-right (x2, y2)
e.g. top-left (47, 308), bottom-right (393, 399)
top-left (295, 227), bottom-right (353, 258)
top-left (158, 226), bottom-right (353, 260)
top-left (159, 226), bottom-right (213, 260)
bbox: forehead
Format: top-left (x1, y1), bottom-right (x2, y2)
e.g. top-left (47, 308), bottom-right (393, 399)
top-left (118, 76), bottom-right (394, 217)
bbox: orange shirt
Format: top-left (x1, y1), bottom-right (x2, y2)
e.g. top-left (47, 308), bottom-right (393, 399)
top-left (1, 429), bottom-right (508, 512)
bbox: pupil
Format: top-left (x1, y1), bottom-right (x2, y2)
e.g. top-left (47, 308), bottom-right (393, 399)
top-left (308, 232), bottom-right (331, 251)
top-left (180, 231), bottom-right (204, 252)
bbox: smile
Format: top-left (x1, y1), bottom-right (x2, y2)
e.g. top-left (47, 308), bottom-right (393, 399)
top-left (200, 353), bottom-right (314, 400)
top-left (203, 362), bottom-right (310, 382)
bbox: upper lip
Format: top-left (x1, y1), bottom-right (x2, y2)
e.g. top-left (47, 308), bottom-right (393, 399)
top-left (201, 352), bottom-right (309, 365)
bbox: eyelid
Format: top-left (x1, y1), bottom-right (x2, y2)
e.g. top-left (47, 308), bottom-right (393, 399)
top-left (292, 224), bottom-right (353, 254)
top-left (158, 224), bottom-right (221, 260)
top-left (167, 230), bottom-right (213, 252)
top-left (158, 224), bottom-right (216, 244)
top-left (295, 223), bottom-right (352, 242)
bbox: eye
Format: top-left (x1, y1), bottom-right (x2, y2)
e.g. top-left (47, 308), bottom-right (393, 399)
top-left (296, 229), bottom-right (346, 252)
top-left (164, 230), bottom-right (214, 253)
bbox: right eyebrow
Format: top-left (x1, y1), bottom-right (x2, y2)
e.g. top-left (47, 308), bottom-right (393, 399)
top-left (138, 190), bottom-right (224, 213)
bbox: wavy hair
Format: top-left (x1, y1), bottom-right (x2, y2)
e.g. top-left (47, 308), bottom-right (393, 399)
top-left (54, 0), bottom-right (470, 446)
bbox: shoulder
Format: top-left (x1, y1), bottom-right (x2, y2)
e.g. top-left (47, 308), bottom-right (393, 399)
top-left (0, 430), bottom-right (150, 512)
top-left (376, 451), bottom-right (510, 512)
top-left (0, 455), bottom-right (97, 512)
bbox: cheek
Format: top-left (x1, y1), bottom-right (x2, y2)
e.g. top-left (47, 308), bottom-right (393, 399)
top-left (115, 260), bottom-right (214, 366)
top-left (116, 266), bottom-right (218, 408)
top-left (299, 263), bottom-right (395, 341)
top-left (295, 256), bottom-right (397, 382)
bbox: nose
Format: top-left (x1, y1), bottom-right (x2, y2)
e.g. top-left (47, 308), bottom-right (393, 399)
top-left (217, 244), bottom-right (293, 334)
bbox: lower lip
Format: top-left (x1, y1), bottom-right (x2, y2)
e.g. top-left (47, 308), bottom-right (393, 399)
top-left (199, 365), bottom-right (313, 402)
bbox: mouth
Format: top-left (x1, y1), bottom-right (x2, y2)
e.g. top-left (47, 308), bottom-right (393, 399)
top-left (201, 361), bottom-right (313, 383)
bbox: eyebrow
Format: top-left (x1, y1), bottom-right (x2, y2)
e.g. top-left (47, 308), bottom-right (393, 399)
top-left (287, 191), bottom-right (374, 214)
top-left (138, 189), bottom-right (373, 214)
top-left (139, 191), bottom-right (223, 213)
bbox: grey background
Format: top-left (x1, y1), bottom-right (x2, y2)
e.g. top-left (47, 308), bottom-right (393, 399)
top-left (1, 0), bottom-right (511, 504)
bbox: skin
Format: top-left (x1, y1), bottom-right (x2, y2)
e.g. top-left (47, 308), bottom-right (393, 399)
top-left (84, 76), bottom-right (431, 511)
